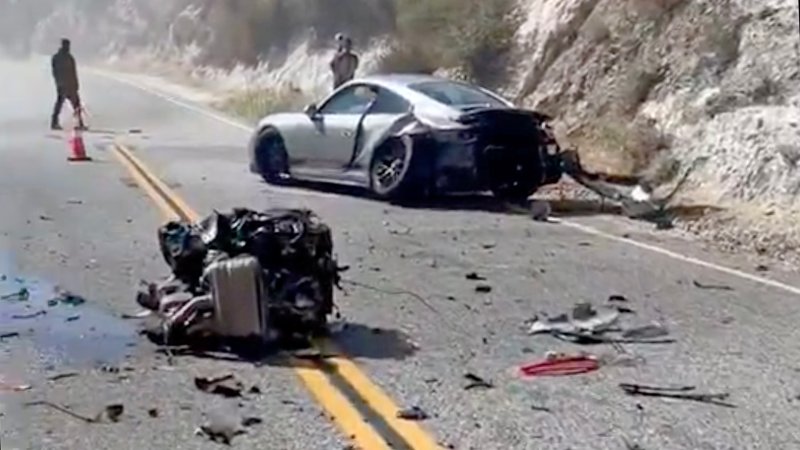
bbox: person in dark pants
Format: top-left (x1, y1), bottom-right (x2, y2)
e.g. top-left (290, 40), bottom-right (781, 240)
top-left (330, 34), bottom-right (359, 90)
top-left (51, 39), bottom-right (85, 130)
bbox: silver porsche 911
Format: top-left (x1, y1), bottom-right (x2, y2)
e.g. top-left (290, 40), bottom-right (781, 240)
top-left (247, 74), bottom-right (565, 201)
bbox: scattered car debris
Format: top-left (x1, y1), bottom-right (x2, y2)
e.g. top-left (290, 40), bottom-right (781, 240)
top-left (622, 324), bottom-right (670, 340)
top-left (65, 315), bottom-right (80, 322)
top-left (475, 284), bottom-right (492, 293)
top-left (1, 287), bottom-right (29, 301)
top-left (24, 401), bottom-right (124, 423)
top-left (0, 379), bottom-right (31, 392)
top-left (0, 332), bottom-right (20, 340)
top-left (66, 199), bottom-right (83, 205)
top-left (105, 404), bottom-right (125, 422)
top-left (755, 264), bottom-right (769, 272)
top-left (692, 280), bottom-right (734, 291)
top-left (619, 383), bottom-right (735, 408)
top-left (11, 310), bottom-right (46, 319)
top-left (520, 354), bottom-right (600, 377)
top-left (608, 295), bottom-right (628, 303)
top-left (241, 416), bottom-right (263, 427)
top-left (47, 372), bottom-right (79, 382)
top-left (465, 272), bottom-right (486, 281)
top-left (120, 310), bottom-right (151, 319)
top-left (530, 405), bottom-right (552, 413)
top-left (52, 290), bottom-right (86, 306)
top-left (195, 374), bottom-right (244, 398)
top-left (463, 373), bottom-right (494, 390)
top-left (528, 303), bottom-right (620, 335)
top-left (397, 406), bottom-right (429, 421)
top-left (148, 408), bottom-right (159, 418)
top-left (137, 208), bottom-right (341, 351)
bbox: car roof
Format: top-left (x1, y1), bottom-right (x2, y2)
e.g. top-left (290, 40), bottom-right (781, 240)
top-left (342, 73), bottom-right (513, 113)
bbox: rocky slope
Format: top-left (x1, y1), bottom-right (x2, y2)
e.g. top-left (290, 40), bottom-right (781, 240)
top-left (2, 0), bottom-right (798, 261)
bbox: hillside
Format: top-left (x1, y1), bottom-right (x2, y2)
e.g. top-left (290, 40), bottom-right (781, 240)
top-left (2, 0), bottom-right (799, 261)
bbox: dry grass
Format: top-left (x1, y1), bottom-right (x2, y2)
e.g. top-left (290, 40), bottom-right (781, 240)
top-left (216, 85), bottom-right (310, 123)
top-left (379, 0), bottom-right (520, 85)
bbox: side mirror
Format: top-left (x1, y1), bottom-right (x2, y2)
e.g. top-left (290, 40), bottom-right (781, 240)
top-left (304, 103), bottom-right (318, 117)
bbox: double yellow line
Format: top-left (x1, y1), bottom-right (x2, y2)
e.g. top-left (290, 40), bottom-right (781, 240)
top-left (112, 143), bottom-right (442, 450)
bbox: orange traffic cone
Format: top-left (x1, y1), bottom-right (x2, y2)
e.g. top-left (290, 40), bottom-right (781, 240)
top-left (67, 123), bottom-right (91, 162)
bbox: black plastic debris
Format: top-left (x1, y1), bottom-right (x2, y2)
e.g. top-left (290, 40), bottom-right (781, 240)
top-left (465, 272), bottom-right (486, 281)
top-left (475, 284), bottom-right (492, 293)
top-left (148, 408), bottom-right (159, 418)
top-left (241, 416), bottom-right (263, 427)
top-left (463, 373), bottom-right (494, 390)
top-left (397, 406), bottom-right (429, 421)
top-left (1, 287), bottom-right (29, 301)
top-left (195, 374), bottom-right (244, 398)
top-left (105, 404), bottom-right (124, 422)
top-left (0, 332), bottom-right (20, 340)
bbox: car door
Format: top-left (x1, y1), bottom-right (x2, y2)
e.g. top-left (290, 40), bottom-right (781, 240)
top-left (302, 84), bottom-right (375, 170)
top-left (349, 88), bottom-right (414, 169)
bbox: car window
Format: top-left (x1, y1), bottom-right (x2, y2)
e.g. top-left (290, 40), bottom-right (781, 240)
top-left (319, 85), bottom-right (375, 115)
top-left (408, 81), bottom-right (506, 109)
top-left (370, 89), bottom-right (411, 114)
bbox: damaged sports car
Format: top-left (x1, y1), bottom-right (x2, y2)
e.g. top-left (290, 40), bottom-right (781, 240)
top-left (248, 74), bottom-right (565, 201)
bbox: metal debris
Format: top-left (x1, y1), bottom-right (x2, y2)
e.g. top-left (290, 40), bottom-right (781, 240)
top-left (622, 324), bottom-right (669, 340)
top-left (397, 406), bottom-right (429, 421)
top-left (692, 280), bottom-right (734, 291)
top-left (619, 383), bottom-right (735, 408)
top-left (463, 373), bottom-right (494, 390)
top-left (195, 374), bottom-right (244, 398)
top-left (1, 287), bottom-right (29, 301)
top-left (11, 310), bottom-right (46, 319)
top-left (528, 303), bottom-right (620, 335)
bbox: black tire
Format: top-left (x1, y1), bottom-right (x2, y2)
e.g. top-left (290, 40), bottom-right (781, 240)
top-left (369, 135), bottom-right (421, 201)
top-left (254, 127), bottom-right (291, 185)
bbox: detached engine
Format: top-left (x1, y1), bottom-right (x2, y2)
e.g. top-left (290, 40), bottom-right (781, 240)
top-left (137, 208), bottom-right (341, 351)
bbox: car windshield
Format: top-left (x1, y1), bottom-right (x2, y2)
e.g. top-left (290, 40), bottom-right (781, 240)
top-left (408, 81), bottom-right (507, 110)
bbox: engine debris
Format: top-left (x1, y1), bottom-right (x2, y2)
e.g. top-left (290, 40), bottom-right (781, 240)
top-left (136, 208), bottom-right (342, 353)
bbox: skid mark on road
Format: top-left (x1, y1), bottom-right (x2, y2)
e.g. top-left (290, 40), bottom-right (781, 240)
top-left (111, 143), bottom-right (442, 450)
top-left (96, 71), bottom-right (800, 298)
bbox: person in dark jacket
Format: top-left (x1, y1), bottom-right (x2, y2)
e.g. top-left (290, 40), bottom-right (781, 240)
top-left (330, 35), bottom-right (359, 90)
top-left (50, 39), bottom-right (85, 130)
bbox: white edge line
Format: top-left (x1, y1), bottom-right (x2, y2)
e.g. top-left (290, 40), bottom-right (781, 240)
top-left (553, 218), bottom-right (800, 296)
top-left (95, 68), bottom-right (800, 297)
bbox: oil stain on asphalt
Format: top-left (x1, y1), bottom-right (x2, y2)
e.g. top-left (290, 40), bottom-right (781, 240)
top-left (0, 255), bottom-right (137, 369)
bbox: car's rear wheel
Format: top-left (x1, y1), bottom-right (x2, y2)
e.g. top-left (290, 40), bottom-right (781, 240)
top-left (369, 135), bottom-right (419, 201)
top-left (254, 128), bottom-right (290, 185)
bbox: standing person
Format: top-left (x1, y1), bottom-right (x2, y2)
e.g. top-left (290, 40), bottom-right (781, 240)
top-left (330, 34), bottom-right (359, 90)
top-left (50, 39), bottom-right (85, 130)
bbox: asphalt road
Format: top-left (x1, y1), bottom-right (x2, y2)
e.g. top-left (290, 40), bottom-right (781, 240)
top-left (2, 57), bottom-right (800, 450)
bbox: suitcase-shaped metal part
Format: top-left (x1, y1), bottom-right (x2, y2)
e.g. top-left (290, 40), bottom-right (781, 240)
top-left (205, 255), bottom-right (268, 339)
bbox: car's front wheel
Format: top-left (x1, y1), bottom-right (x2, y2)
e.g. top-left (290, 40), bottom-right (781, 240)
top-left (369, 135), bottom-right (421, 201)
top-left (254, 127), bottom-right (290, 185)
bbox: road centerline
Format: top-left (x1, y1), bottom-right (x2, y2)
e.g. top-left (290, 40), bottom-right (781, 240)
top-left (111, 142), bottom-right (442, 450)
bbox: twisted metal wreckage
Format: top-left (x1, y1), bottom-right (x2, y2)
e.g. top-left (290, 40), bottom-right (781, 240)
top-left (135, 108), bottom-right (699, 351)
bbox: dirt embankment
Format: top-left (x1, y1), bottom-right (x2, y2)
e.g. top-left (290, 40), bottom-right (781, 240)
top-left (3, 0), bottom-right (799, 263)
